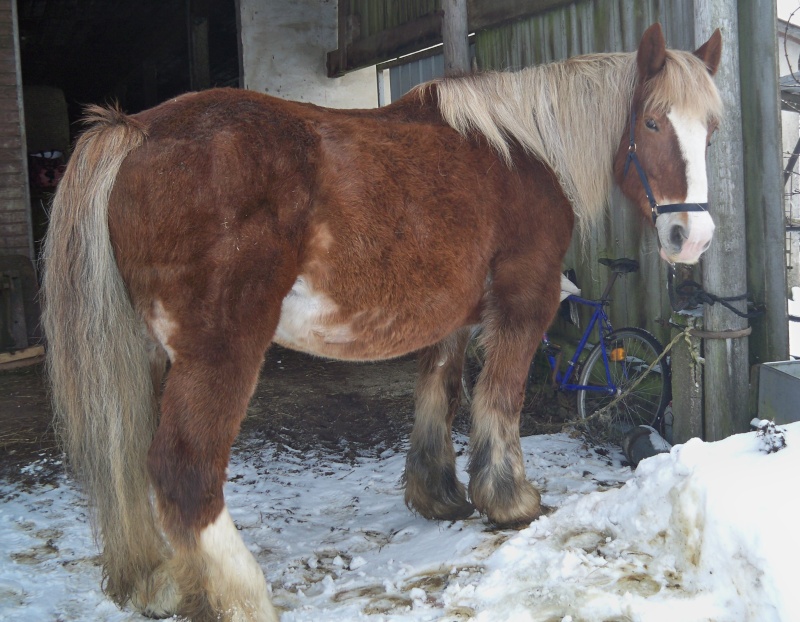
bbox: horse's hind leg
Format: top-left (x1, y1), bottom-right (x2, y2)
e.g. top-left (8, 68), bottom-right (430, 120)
top-left (145, 315), bottom-right (278, 622)
top-left (405, 327), bottom-right (475, 521)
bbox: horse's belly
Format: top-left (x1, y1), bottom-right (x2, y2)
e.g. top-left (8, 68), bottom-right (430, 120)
top-left (273, 277), bottom-right (455, 360)
top-left (272, 277), bottom-right (348, 353)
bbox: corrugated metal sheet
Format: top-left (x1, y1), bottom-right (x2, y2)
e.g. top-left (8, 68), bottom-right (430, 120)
top-left (475, 0), bottom-right (695, 69)
top-left (351, 0), bottom-right (441, 40)
top-left (389, 52), bottom-right (445, 100)
top-left (475, 0), bottom-right (696, 341)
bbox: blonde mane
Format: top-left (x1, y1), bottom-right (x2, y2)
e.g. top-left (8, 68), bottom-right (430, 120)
top-left (422, 50), bottom-right (722, 239)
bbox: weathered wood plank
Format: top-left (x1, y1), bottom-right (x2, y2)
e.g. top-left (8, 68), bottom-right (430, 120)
top-left (696, 3), bottom-right (751, 440)
top-left (739, 0), bottom-right (790, 365)
top-left (0, 346), bottom-right (45, 371)
top-left (443, 0), bottom-right (470, 75)
top-left (467, 0), bottom-right (573, 32)
top-left (328, 10), bottom-right (443, 77)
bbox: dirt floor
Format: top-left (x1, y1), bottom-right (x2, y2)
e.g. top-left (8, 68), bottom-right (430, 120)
top-left (0, 345), bottom-right (575, 482)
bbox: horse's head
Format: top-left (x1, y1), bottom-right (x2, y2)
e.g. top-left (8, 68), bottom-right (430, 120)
top-left (614, 23), bottom-right (723, 265)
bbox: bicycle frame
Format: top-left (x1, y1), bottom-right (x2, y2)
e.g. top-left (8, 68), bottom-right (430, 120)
top-left (542, 295), bottom-right (617, 395)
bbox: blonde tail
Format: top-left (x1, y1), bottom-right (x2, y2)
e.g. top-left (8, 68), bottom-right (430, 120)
top-left (41, 107), bottom-right (167, 604)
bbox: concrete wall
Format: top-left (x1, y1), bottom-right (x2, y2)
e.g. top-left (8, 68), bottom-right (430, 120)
top-left (239, 0), bottom-right (378, 108)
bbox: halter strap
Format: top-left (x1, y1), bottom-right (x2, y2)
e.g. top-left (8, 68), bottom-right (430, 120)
top-left (623, 108), bottom-right (709, 224)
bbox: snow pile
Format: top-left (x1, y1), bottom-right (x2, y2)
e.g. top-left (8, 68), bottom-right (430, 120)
top-left (460, 423), bottom-right (799, 622)
top-left (1, 424), bottom-right (798, 621)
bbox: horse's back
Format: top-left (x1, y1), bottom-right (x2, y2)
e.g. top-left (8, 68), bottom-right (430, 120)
top-left (106, 87), bottom-right (573, 361)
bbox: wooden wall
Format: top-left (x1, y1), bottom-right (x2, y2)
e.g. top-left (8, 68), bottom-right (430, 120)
top-left (0, 0), bottom-right (33, 260)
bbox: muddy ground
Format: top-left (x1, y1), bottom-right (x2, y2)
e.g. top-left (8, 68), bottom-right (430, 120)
top-left (0, 345), bottom-right (575, 482)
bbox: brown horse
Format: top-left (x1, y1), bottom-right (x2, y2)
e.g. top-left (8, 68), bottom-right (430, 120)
top-left (42, 23), bottom-right (721, 622)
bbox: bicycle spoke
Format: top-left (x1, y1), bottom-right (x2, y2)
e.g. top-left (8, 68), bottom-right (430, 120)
top-left (578, 328), bottom-right (670, 441)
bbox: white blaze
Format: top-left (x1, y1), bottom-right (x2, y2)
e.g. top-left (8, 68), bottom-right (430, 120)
top-left (658, 109), bottom-right (715, 264)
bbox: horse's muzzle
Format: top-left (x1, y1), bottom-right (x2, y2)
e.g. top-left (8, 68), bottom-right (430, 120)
top-left (658, 211), bottom-right (715, 264)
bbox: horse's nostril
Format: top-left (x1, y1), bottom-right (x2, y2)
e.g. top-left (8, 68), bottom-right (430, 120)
top-left (702, 240), bottom-right (711, 252)
top-left (670, 225), bottom-right (687, 248)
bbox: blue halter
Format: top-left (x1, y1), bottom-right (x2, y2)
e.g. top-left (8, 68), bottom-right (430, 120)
top-left (623, 108), bottom-right (709, 224)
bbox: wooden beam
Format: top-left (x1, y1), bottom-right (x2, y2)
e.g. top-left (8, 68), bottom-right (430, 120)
top-left (466, 0), bottom-right (574, 32)
top-left (335, 0), bottom-right (350, 80)
top-left (0, 345), bottom-right (44, 370)
top-left (327, 0), bottom-right (575, 77)
top-left (443, 0), bottom-right (470, 76)
top-left (739, 0), bottom-right (790, 365)
top-left (327, 10), bottom-right (444, 77)
top-left (695, 4), bottom-right (751, 440)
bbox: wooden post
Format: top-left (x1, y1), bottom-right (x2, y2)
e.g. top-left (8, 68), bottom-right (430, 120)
top-left (670, 319), bottom-right (704, 444)
top-left (0, 0), bottom-right (34, 260)
top-left (695, 2), bottom-right (750, 440)
top-left (188, 0), bottom-right (211, 91)
top-left (335, 0), bottom-right (351, 76)
top-left (443, 0), bottom-right (470, 76)
top-left (738, 0), bottom-right (790, 365)
top-left (670, 263), bottom-right (705, 443)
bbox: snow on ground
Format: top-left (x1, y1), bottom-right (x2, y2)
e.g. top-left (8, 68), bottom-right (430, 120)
top-left (1, 424), bottom-right (799, 621)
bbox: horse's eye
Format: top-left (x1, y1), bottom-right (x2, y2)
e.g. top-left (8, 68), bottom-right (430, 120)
top-left (645, 119), bottom-right (658, 131)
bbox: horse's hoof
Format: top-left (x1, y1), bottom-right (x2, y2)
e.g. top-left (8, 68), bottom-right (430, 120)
top-left (475, 479), bottom-right (542, 529)
top-left (487, 512), bottom-right (542, 530)
top-left (435, 500), bottom-right (476, 522)
top-left (130, 563), bottom-right (181, 619)
top-left (410, 497), bottom-right (476, 522)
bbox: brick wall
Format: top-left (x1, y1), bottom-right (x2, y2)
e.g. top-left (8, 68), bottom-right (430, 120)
top-left (0, 0), bottom-right (33, 259)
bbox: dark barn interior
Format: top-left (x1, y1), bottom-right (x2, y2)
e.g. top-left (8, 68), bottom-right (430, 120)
top-left (11, 0), bottom-right (240, 264)
top-left (16, 0), bottom-right (240, 123)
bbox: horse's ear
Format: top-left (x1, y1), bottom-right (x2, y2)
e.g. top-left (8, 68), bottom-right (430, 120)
top-left (694, 29), bottom-right (722, 76)
top-left (637, 23), bottom-right (667, 81)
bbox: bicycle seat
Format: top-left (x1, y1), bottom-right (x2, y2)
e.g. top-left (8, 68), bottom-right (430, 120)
top-left (599, 257), bottom-right (639, 273)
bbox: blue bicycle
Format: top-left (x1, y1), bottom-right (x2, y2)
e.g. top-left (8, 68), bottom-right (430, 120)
top-left (463, 258), bottom-right (671, 436)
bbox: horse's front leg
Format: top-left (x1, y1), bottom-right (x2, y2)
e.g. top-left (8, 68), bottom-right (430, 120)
top-left (404, 327), bottom-right (475, 521)
top-left (468, 259), bottom-right (561, 528)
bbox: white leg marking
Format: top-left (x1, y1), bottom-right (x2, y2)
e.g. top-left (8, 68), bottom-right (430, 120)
top-left (200, 507), bottom-right (278, 622)
top-left (661, 109), bottom-right (716, 264)
top-left (150, 300), bottom-right (178, 362)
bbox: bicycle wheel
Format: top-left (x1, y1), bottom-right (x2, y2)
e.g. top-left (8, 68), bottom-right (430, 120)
top-left (577, 327), bottom-right (670, 435)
